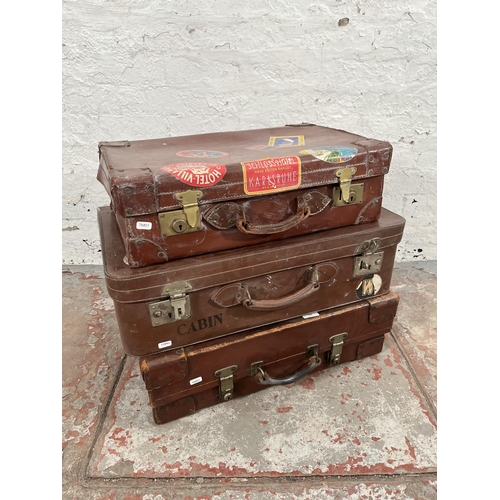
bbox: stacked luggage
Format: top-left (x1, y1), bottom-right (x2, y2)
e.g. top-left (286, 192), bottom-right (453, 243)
top-left (97, 124), bottom-right (405, 425)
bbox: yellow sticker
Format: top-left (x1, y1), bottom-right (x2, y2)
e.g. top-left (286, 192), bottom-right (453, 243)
top-left (268, 135), bottom-right (305, 147)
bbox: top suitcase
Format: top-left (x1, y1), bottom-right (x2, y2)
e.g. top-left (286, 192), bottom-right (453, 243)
top-left (97, 124), bottom-right (393, 268)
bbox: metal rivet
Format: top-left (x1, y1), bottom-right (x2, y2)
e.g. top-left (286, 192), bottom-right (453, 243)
top-left (172, 401), bottom-right (178, 406)
top-left (136, 240), bottom-right (144, 246)
top-left (188, 409), bottom-right (194, 414)
top-left (165, 378), bottom-right (172, 384)
top-left (158, 252), bottom-right (165, 258)
top-left (126, 208), bottom-right (133, 215)
top-left (124, 187), bottom-right (132, 195)
top-left (179, 359), bottom-right (186, 365)
top-left (383, 152), bottom-right (389, 160)
top-left (369, 154), bottom-right (375, 162)
top-left (180, 373), bottom-right (186, 380)
top-left (153, 311), bottom-right (162, 318)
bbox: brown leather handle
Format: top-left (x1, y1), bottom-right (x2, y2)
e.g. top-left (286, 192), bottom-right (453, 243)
top-left (210, 263), bottom-right (338, 309)
top-left (235, 195), bottom-right (311, 235)
top-left (256, 355), bottom-right (322, 386)
top-left (240, 267), bottom-right (320, 311)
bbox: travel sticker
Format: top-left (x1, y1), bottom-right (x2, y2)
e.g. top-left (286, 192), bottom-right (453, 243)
top-left (355, 274), bottom-right (382, 299)
top-left (241, 156), bottom-right (301, 195)
top-left (161, 163), bottom-right (226, 187)
top-left (268, 135), bottom-right (305, 147)
top-left (245, 144), bottom-right (276, 151)
top-left (299, 147), bottom-right (358, 163)
top-left (176, 150), bottom-right (229, 158)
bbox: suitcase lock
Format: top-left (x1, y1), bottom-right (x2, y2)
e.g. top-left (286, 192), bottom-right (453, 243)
top-left (215, 365), bottom-right (238, 401)
top-left (353, 238), bottom-right (384, 277)
top-left (148, 282), bottom-right (192, 326)
top-left (158, 190), bottom-right (203, 237)
top-left (333, 167), bottom-right (364, 206)
top-left (329, 333), bottom-right (348, 366)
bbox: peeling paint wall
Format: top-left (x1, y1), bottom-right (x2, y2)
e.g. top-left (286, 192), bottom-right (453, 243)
top-left (62, 0), bottom-right (436, 265)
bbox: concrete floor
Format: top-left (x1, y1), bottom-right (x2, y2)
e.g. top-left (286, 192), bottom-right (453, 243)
top-left (62, 261), bottom-right (437, 500)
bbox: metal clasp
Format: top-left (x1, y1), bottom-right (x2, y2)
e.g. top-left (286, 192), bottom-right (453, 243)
top-left (353, 238), bottom-right (384, 277)
top-left (159, 190), bottom-right (203, 237)
top-left (148, 282), bottom-right (192, 327)
top-left (329, 333), bottom-right (348, 366)
top-left (215, 365), bottom-right (238, 401)
top-left (334, 167), bottom-right (359, 204)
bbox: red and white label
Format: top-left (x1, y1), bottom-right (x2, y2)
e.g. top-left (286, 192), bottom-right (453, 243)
top-left (241, 156), bottom-right (301, 195)
top-left (161, 163), bottom-right (226, 187)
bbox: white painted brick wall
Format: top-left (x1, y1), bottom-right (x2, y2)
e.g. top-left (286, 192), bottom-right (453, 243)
top-left (62, 0), bottom-right (436, 264)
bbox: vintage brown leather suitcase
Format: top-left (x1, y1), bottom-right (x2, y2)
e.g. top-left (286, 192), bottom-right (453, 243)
top-left (138, 291), bottom-right (399, 425)
top-left (97, 124), bottom-right (392, 268)
top-left (98, 206), bottom-right (404, 357)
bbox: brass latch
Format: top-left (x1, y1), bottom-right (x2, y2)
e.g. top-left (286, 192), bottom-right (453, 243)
top-left (333, 167), bottom-right (364, 206)
top-left (148, 282), bottom-right (192, 327)
top-left (159, 190), bottom-right (203, 237)
top-left (215, 365), bottom-right (238, 401)
top-left (353, 238), bottom-right (384, 277)
top-left (329, 333), bottom-right (348, 366)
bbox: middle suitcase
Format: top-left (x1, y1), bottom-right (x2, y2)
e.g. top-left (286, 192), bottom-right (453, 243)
top-left (99, 206), bottom-right (405, 357)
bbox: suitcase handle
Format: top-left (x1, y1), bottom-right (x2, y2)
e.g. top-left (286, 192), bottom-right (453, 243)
top-left (256, 354), bottom-right (322, 386)
top-left (241, 266), bottom-right (320, 310)
top-left (235, 194), bottom-right (311, 235)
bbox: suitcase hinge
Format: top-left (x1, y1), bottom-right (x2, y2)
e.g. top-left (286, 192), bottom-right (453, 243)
top-left (329, 333), bottom-right (348, 366)
top-left (158, 190), bottom-right (204, 237)
top-left (215, 365), bottom-right (238, 401)
top-left (353, 238), bottom-right (384, 277)
top-left (148, 282), bottom-right (192, 327)
top-left (333, 167), bottom-right (363, 206)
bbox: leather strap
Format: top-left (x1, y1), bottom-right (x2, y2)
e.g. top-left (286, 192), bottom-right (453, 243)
top-left (235, 197), bottom-right (310, 235)
top-left (239, 267), bottom-right (319, 310)
top-left (210, 263), bottom-right (339, 309)
top-left (203, 190), bottom-right (331, 231)
top-left (256, 355), bottom-right (322, 386)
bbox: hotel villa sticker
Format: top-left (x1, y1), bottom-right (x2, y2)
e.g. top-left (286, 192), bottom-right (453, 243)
top-left (161, 163), bottom-right (226, 187)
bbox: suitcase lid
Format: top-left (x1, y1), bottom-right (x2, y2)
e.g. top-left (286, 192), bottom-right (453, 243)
top-left (97, 124), bottom-right (392, 218)
top-left (98, 206), bottom-right (405, 304)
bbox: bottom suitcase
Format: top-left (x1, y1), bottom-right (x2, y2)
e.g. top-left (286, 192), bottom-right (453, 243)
top-left (139, 290), bottom-right (400, 425)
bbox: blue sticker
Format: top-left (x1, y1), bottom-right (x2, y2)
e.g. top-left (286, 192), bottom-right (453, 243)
top-left (300, 147), bottom-right (357, 163)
